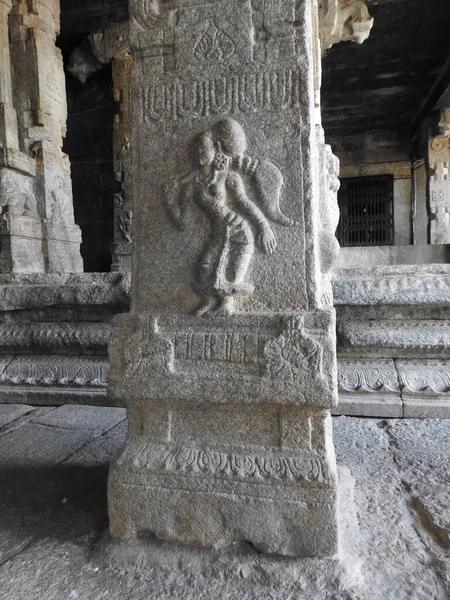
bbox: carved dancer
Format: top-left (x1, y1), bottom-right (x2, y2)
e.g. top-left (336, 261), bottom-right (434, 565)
top-left (164, 118), bottom-right (294, 315)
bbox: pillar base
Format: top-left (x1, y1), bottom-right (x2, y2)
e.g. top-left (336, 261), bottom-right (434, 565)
top-left (108, 402), bottom-right (338, 557)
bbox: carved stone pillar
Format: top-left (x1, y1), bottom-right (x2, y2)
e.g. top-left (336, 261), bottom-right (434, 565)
top-left (0, 0), bottom-right (46, 273)
top-left (108, 30), bottom-right (133, 273)
top-left (6, 0), bottom-right (83, 273)
top-left (108, 0), bottom-right (340, 557)
top-left (319, 0), bottom-right (373, 53)
top-left (0, 0), bottom-right (18, 150)
top-left (427, 110), bottom-right (450, 244)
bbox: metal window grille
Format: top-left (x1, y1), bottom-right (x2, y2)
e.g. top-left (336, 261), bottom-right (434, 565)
top-left (337, 175), bottom-right (394, 247)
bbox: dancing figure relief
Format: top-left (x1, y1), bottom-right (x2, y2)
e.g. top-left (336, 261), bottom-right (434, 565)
top-left (164, 118), bottom-right (296, 316)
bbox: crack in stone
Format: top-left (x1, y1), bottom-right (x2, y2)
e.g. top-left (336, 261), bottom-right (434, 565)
top-left (409, 495), bottom-right (450, 552)
top-left (0, 355), bottom-right (16, 380)
top-left (0, 406), bottom-right (57, 438)
top-left (383, 424), bottom-right (450, 598)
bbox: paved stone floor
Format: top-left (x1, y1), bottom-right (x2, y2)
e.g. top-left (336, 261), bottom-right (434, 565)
top-left (0, 404), bottom-right (449, 599)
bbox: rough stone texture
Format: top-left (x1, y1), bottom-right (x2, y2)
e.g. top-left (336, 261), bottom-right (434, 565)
top-left (0, 273), bottom-right (131, 311)
top-left (0, 0), bottom-right (83, 273)
top-left (0, 407), bottom-right (450, 598)
top-left (333, 264), bottom-right (450, 306)
top-left (337, 244), bottom-right (450, 268)
top-left (107, 0), bottom-right (341, 557)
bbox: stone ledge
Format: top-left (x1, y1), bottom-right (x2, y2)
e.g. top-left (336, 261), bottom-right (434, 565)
top-left (0, 273), bottom-right (131, 311)
top-left (333, 264), bottom-right (450, 306)
top-left (0, 356), bottom-right (449, 418)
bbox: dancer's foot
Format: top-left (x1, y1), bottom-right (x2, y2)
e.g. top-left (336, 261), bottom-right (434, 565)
top-left (195, 296), bottom-right (218, 316)
top-left (215, 296), bottom-right (235, 316)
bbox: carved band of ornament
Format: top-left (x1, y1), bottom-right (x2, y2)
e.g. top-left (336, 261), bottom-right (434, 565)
top-left (333, 277), bottom-right (450, 304)
top-left (0, 360), bottom-right (109, 387)
top-left (398, 367), bottom-right (450, 395)
top-left (141, 68), bottom-right (302, 123)
top-left (337, 367), bottom-right (399, 393)
top-left (0, 324), bottom-right (110, 348)
top-left (121, 443), bottom-right (330, 484)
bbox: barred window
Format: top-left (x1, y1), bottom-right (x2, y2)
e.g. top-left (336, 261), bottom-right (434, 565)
top-left (337, 175), bottom-right (394, 247)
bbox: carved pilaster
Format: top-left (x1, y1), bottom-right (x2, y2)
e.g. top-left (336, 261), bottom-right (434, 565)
top-left (0, 0), bottom-right (19, 150)
top-left (111, 51), bottom-right (133, 272)
top-left (427, 110), bottom-right (450, 244)
top-left (91, 23), bottom-right (133, 273)
top-left (319, 0), bottom-right (373, 54)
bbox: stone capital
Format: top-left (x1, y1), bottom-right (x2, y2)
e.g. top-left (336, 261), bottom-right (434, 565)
top-left (319, 0), bottom-right (373, 53)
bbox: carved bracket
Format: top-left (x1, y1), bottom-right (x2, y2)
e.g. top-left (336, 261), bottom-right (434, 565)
top-left (319, 0), bottom-right (373, 53)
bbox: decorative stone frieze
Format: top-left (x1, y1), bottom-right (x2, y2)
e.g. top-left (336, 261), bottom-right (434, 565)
top-left (333, 265), bottom-right (450, 306)
top-left (319, 0), bottom-right (373, 53)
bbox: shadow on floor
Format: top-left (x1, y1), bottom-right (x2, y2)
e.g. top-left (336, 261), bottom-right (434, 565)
top-left (0, 465), bottom-right (110, 547)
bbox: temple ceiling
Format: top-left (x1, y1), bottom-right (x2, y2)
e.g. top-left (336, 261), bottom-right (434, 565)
top-left (59, 0), bottom-right (450, 141)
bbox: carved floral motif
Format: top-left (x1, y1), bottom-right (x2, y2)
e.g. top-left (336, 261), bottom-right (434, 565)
top-left (124, 317), bottom-right (174, 378)
top-left (194, 21), bottom-right (236, 62)
top-left (398, 361), bottom-right (450, 396)
top-left (264, 317), bottom-right (324, 386)
top-left (121, 442), bottom-right (330, 484)
top-left (337, 362), bottom-right (399, 393)
top-left (0, 357), bottom-right (108, 387)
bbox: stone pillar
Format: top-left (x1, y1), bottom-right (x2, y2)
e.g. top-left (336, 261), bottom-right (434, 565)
top-left (106, 25), bottom-right (134, 273)
top-left (427, 109), bottom-right (450, 244)
top-left (108, 0), bottom-right (340, 557)
top-left (0, 0), bottom-right (18, 150)
top-left (7, 0), bottom-right (82, 273)
top-left (0, 0), bottom-right (45, 273)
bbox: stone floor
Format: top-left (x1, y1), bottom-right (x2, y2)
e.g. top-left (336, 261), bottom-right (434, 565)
top-left (0, 404), bottom-right (449, 600)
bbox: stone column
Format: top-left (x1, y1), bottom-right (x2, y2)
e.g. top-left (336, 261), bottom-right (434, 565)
top-left (427, 109), bottom-right (450, 244)
top-left (108, 0), bottom-right (340, 557)
top-left (0, 0), bottom-right (45, 273)
top-left (0, 0), bottom-right (18, 150)
top-left (8, 0), bottom-right (82, 273)
top-left (103, 24), bottom-right (134, 273)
